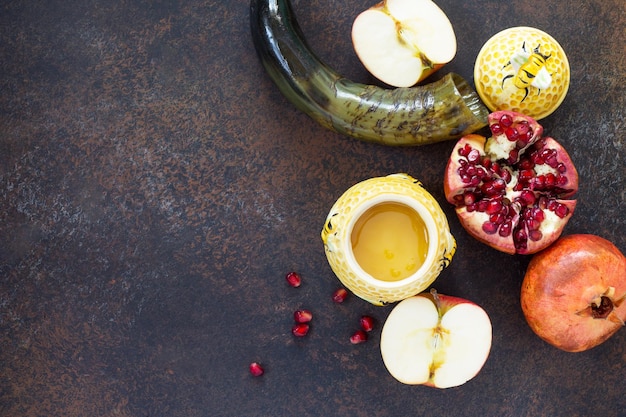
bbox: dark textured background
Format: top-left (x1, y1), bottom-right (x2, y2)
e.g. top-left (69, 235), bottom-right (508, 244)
top-left (1, 0), bottom-right (624, 416)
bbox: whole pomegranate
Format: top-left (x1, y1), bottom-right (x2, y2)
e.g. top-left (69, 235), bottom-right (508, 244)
top-left (444, 111), bottom-right (578, 254)
top-left (521, 234), bottom-right (626, 352)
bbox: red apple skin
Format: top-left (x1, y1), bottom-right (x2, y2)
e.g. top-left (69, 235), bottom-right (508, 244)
top-left (521, 234), bottom-right (626, 352)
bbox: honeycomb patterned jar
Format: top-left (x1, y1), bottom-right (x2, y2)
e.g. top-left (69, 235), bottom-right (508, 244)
top-left (321, 174), bottom-right (456, 305)
top-left (474, 27), bottom-right (570, 120)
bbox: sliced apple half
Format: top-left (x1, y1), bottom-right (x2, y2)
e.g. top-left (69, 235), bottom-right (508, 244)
top-left (380, 290), bottom-right (492, 388)
top-left (351, 0), bottom-right (457, 87)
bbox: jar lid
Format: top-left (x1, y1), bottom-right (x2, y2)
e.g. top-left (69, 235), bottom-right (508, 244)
top-left (474, 27), bottom-right (570, 120)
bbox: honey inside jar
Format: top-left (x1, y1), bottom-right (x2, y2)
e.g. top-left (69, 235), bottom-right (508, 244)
top-left (350, 202), bottom-right (429, 282)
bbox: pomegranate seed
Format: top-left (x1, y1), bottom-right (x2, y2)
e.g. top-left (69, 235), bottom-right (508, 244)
top-left (547, 199), bottom-right (559, 211)
top-left (545, 154), bottom-right (559, 168)
top-left (499, 221), bottom-right (512, 237)
top-left (531, 153), bottom-right (545, 165)
top-left (482, 221), bottom-right (498, 234)
top-left (517, 122), bottom-right (530, 137)
top-left (293, 309), bottom-right (313, 323)
top-left (500, 169), bottom-right (512, 183)
top-left (292, 323), bottom-right (310, 337)
top-left (533, 175), bottom-right (546, 189)
top-left (554, 204), bottom-right (570, 218)
top-left (249, 362), bottom-right (264, 377)
top-left (526, 218), bottom-right (540, 231)
top-left (350, 330), bottom-right (368, 344)
top-left (525, 130), bottom-right (534, 141)
top-left (285, 271), bottom-right (301, 287)
top-left (486, 199), bottom-right (502, 215)
top-left (519, 190), bottom-right (536, 205)
top-left (533, 208), bottom-right (545, 222)
top-left (529, 230), bottom-right (543, 241)
top-left (463, 192), bottom-right (477, 206)
top-left (359, 316), bottom-right (375, 332)
top-left (505, 127), bottom-right (519, 141)
top-left (332, 288), bottom-right (348, 303)
top-left (489, 213), bottom-right (505, 225)
top-left (481, 179), bottom-right (505, 197)
top-left (490, 123), bottom-right (503, 135)
top-left (458, 143), bottom-right (472, 157)
top-left (467, 148), bottom-right (481, 163)
top-left (499, 114), bottom-right (513, 127)
top-left (519, 158), bottom-right (534, 170)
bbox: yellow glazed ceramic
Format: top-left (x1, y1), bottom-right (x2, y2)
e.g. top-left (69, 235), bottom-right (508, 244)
top-left (474, 26), bottom-right (570, 120)
top-left (321, 174), bottom-right (456, 305)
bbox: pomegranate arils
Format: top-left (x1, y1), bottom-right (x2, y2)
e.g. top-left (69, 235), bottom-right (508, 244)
top-left (249, 362), bottom-right (264, 377)
top-left (285, 271), bottom-right (302, 287)
top-left (292, 323), bottom-right (310, 337)
top-left (505, 127), bottom-right (519, 141)
top-left (519, 190), bottom-right (536, 205)
top-left (499, 221), bottom-right (513, 237)
top-left (529, 230), bottom-right (543, 241)
top-left (359, 315), bottom-right (375, 332)
top-left (294, 309), bottom-right (313, 323)
top-left (458, 143), bottom-right (472, 157)
top-left (490, 123), bottom-right (503, 135)
top-left (332, 288), bottom-right (348, 303)
top-left (482, 221), bottom-right (498, 234)
top-left (553, 202), bottom-right (570, 218)
top-left (350, 330), bottom-right (368, 344)
top-left (499, 113), bottom-right (513, 127)
top-left (467, 148), bottom-right (481, 163)
top-left (444, 111), bottom-right (578, 255)
top-left (507, 148), bottom-right (519, 164)
top-left (486, 199), bottom-right (503, 215)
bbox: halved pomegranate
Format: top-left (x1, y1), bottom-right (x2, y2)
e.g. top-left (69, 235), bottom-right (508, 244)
top-left (444, 111), bottom-right (578, 255)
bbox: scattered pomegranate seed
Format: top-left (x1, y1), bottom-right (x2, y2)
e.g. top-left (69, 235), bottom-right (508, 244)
top-left (249, 362), bottom-right (264, 377)
top-left (359, 315), bottom-right (374, 332)
top-left (350, 330), bottom-right (368, 344)
top-left (332, 288), bottom-right (348, 303)
top-left (285, 271), bottom-right (302, 287)
top-left (293, 309), bottom-right (313, 323)
top-left (292, 323), bottom-right (310, 337)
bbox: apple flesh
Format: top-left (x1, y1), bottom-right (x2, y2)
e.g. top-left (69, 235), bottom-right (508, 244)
top-left (521, 234), bottom-right (626, 352)
top-left (351, 0), bottom-right (457, 87)
top-left (380, 290), bottom-right (492, 388)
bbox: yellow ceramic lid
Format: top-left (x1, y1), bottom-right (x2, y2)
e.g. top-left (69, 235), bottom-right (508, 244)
top-left (474, 27), bottom-right (570, 120)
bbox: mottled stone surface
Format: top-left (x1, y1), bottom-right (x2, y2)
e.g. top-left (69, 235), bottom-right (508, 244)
top-left (0, 0), bottom-right (624, 416)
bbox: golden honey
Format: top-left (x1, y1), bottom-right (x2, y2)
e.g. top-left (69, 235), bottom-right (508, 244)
top-left (351, 202), bottom-right (429, 282)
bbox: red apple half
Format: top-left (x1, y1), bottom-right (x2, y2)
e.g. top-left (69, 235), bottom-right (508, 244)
top-left (351, 0), bottom-right (456, 87)
top-left (521, 234), bottom-right (626, 352)
top-left (380, 290), bottom-right (492, 388)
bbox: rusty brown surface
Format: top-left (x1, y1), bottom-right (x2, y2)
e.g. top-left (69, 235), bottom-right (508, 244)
top-left (1, 0), bottom-right (624, 416)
